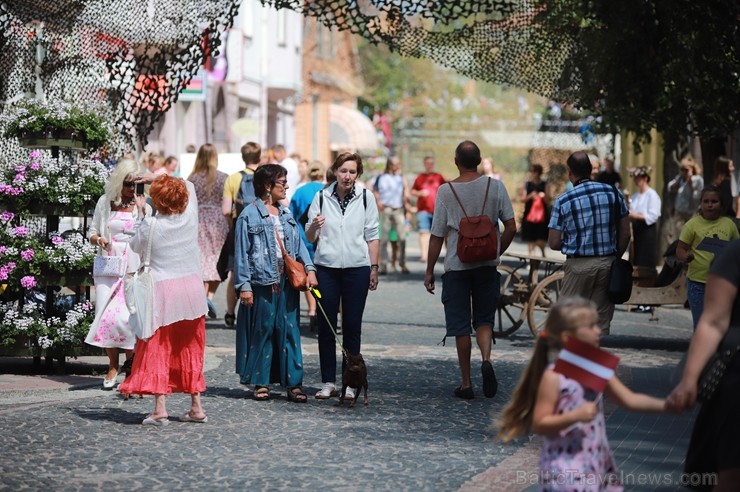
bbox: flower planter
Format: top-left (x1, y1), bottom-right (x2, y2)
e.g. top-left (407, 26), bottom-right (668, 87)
top-left (0, 335), bottom-right (40, 357)
top-left (38, 267), bottom-right (93, 287)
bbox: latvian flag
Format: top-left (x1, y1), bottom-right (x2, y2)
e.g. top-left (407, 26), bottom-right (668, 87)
top-left (554, 337), bottom-right (620, 392)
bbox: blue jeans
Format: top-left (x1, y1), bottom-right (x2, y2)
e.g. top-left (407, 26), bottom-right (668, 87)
top-left (315, 265), bottom-right (370, 383)
top-left (686, 279), bottom-right (705, 330)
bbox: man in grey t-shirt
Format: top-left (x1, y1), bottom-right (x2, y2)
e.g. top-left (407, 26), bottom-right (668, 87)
top-left (424, 140), bottom-right (517, 400)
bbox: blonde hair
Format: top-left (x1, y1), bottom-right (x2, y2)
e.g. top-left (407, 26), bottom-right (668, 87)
top-left (681, 155), bottom-right (701, 176)
top-left (308, 161), bottom-right (325, 182)
top-left (105, 158), bottom-right (138, 206)
top-left (498, 297), bottom-right (597, 442)
top-left (188, 143), bottom-right (218, 195)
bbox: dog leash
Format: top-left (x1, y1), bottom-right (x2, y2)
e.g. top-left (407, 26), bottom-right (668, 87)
top-left (310, 287), bottom-right (350, 362)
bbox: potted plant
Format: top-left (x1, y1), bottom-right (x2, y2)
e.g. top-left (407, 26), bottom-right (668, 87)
top-left (0, 98), bottom-right (111, 151)
top-left (0, 149), bottom-right (109, 215)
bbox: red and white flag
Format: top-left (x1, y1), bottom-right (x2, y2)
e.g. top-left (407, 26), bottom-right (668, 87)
top-left (554, 337), bottom-right (620, 393)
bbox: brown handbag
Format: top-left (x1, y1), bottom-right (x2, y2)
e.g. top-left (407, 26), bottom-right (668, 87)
top-left (274, 225), bottom-right (308, 291)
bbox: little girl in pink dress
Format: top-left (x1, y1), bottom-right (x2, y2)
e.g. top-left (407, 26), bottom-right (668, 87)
top-left (498, 297), bottom-right (669, 491)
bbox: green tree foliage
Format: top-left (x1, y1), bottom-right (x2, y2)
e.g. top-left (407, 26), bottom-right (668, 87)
top-left (539, 0), bottom-right (740, 147)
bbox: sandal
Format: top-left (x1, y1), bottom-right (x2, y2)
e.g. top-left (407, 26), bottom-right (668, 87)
top-left (454, 386), bottom-right (475, 400)
top-left (287, 387), bottom-right (307, 403)
top-left (224, 313), bottom-right (236, 328)
top-left (253, 386), bottom-right (270, 401)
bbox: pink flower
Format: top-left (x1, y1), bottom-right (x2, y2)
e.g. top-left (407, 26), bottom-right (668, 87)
top-left (29, 150), bottom-right (42, 159)
top-left (13, 226), bottom-right (28, 237)
top-left (20, 249), bottom-right (35, 261)
top-left (30, 162), bottom-right (41, 171)
top-left (0, 246), bottom-right (6, 255)
top-left (51, 235), bottom-right (64, 245)
top-left (20, 275), bottom-right (36, 289)
top-left (0, 267), bottom-right (8, 281)
top-left (0, 211), bottom-right (13, 222)
top-left (6, 262), bottom-right (16, 271)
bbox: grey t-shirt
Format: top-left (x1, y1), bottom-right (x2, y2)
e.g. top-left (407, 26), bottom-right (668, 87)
top-left (430, 176), bottom-right (514, 272)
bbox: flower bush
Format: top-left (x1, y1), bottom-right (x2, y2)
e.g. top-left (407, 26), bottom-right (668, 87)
top-left (0, 298), bottom-right (95, 352)
top-left (0, 213), bottom-right (97, 299)
top-left (0, 98), bottom-right (111, 151)
top-left (0, 150), bottom-right (109, 215)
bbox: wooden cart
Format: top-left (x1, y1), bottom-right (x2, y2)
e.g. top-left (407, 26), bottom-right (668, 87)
top-left (497, 252), bottom-right (688, 337)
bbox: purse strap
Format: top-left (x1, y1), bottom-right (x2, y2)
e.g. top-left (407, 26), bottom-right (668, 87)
top-left (142, 217), bottom-right (157, 269)
top-left (273, 222), bottom-right (289, 258)
top-left (449, 177), bottom-right (491, 220)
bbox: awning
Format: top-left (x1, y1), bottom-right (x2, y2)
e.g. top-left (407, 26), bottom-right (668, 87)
top-left (329, 104), bottom-right (381, 154)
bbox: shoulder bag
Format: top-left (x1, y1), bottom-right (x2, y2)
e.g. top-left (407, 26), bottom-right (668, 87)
top-left (607, 185), bottom-right (633, 303)
top-left (448, 178), bottom-right (498, 263)
top-left (697, 326), bottom-right (740, 402)
top-left (93, 253), bottom-right (125, 277)
top-left (124, 217), bottom-right (157, 340)
top-left (274, 223), bottom-right (308, 291)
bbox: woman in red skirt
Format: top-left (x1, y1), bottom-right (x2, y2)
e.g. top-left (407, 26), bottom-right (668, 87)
top-left (119, 175), bottom-right (209, 426)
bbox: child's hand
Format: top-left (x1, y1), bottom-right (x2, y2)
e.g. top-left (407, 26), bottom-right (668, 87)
top-left (571, 402), bottom-right (598, 422)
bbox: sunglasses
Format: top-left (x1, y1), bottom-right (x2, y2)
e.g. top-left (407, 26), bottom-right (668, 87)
top-left (274, 179), bottom-right (288, 186)
top-left (123, 181), bottom-right (136, 187)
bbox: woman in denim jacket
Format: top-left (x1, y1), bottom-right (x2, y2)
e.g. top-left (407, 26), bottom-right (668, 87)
top-left (234, 164), bottom-right (318, 402)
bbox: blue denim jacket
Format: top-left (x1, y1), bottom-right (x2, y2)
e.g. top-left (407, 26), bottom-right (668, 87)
top-left (234, 200), bottom-right (315, 292)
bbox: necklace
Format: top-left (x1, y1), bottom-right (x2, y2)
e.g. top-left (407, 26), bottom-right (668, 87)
top-left (120, 197), bottom-right (136, 208)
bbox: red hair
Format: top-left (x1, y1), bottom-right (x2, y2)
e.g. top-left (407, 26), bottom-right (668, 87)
top-left (150, 175), bottom-right (188, 215)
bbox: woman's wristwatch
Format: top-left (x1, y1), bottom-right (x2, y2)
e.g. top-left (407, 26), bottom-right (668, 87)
top-left (370, 264), bottom-right (379, 271)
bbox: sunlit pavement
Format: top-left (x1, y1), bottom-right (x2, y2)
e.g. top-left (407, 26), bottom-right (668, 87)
top-left (0, 235), bottom-right (695, 491)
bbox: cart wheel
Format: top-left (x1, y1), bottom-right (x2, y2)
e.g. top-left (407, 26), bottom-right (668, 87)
top-left (527, 271), bottom-right (565, 337)
top-left (496, 264), bottom-right (528, 337)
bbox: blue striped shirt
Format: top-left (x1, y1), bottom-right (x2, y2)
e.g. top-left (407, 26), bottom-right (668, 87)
top-left (548, 180), bottom-right (628, 256)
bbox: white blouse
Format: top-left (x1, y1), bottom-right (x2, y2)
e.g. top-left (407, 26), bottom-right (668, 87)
top-left (630, 187), bottom-right (661, 226)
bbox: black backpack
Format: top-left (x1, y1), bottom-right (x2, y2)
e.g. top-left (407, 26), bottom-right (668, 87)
top-left (234, 170), bottom-right (256, 216)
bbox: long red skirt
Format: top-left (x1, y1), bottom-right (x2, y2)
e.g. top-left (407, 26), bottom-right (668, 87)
top-left (119, 316), bottom-right (206, 395)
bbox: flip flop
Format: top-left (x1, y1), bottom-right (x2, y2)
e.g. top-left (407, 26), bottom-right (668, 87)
top-left (142, 416), bottom-right (170, 426)
top-left (181, 413), bottom-right (208, 423)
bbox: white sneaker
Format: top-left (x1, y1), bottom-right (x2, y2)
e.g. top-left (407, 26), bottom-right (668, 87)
top-left (344, 387), bottom-right (356, 400)
top-left (315, 382), bottom-right (337, 399)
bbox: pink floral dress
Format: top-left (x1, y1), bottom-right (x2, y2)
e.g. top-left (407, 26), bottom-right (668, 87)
top-left (85, 211), bottom-right (139, 349)
top-left (539, 367), bottom-right (623, 491)
top-left (188, 171), bottom-right (229, 282)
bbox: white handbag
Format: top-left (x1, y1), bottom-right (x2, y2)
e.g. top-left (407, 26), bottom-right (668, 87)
top-left (124, 218), bottom-right (157, 340)
top-left (93, 255), bottom-right (125, 277)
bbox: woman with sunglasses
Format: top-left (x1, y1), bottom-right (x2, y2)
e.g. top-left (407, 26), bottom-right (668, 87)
top-left (234, 164), bottom-right (318, 402)
top-left (85, 159), bottom-right (151, 390)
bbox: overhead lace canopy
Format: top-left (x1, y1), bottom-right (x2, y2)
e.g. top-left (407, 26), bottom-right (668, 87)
top-left (1, 0), bottom-right (580, 152)
top-left (263, 0), bottom-right (574, 98)
top-left (0, 0), bottom-right (240, 151)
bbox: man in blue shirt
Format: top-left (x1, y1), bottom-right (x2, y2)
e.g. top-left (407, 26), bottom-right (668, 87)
top-left (548, 151), bottom-right (630, 334)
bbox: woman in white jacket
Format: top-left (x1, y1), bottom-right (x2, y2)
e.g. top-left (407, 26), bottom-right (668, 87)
top-left (306, 152), bottom-right (380, 399)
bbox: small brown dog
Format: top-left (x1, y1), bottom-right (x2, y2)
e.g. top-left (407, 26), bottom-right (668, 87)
top-left (337, 353), bottom-right (369, 408)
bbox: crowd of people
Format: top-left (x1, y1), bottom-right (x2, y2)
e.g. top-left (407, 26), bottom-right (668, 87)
top-left (83, 140), bottom-right (740, 489)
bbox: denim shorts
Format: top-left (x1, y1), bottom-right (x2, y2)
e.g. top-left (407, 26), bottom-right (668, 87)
top-left (416, 211), bottom-right (433, 232)
top-left (441, 266), bottom-right (499, 337)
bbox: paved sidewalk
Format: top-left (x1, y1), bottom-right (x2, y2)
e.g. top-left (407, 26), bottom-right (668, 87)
top-left (0, 237), bottom-right (697, 491)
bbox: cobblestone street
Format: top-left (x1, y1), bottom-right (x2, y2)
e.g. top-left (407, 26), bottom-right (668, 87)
top-left (0, 240), bottom-right (697, 491)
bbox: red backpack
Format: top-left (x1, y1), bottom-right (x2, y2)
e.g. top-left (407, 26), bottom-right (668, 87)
top-left (448, 178), bottom-right (498, 263)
